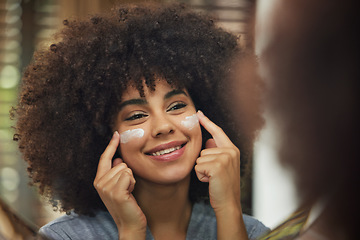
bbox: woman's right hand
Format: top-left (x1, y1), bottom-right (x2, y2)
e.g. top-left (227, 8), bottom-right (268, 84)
top-left (94, 131), bottom-right (147, 240)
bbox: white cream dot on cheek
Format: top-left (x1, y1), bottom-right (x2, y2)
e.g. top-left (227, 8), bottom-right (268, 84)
top-left (181, 114), bottom-right (199, 130)
top-left (120, 128), bottom-right (145, 144)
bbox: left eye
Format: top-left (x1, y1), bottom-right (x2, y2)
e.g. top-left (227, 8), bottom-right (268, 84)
top-left (167, 102), bottom-right (187, 112)
top-left (125, 113), bottom-right (148, 121)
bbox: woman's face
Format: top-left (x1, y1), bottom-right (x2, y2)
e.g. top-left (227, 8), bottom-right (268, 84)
top-left (113, 79), bottom-right (202, 184)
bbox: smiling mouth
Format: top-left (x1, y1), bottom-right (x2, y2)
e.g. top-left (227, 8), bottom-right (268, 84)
top-left (146, 143), bottom-right (186, 156)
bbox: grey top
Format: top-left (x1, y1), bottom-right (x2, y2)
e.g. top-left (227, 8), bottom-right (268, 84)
top-left (39, 202), bottom-right (269, 239)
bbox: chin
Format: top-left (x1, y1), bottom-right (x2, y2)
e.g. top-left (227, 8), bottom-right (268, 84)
top-left (150, 168), bottom-right (192, 185)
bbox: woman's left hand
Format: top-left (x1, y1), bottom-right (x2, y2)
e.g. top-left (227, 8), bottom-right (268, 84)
top-left (195, 110), bottom-right (248, 240)
top-left (195, 110), bottom-right (241, 212)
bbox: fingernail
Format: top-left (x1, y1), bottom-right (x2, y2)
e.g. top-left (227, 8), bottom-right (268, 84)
top-left (113, 131), bottom-right (119, 139)
top-left (197, 110), bottom-right (204, 118)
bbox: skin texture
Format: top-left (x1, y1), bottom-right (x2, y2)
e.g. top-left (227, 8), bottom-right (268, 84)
top-left (113, 80), bottom-right (202, 185)
top-left (195, 110), bottom-right (248, 240)
top-left (94, 80), bottom-right (247, 239)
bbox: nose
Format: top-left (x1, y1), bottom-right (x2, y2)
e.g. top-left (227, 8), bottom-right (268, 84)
top-left (151, 114), bottom-right (175, 138)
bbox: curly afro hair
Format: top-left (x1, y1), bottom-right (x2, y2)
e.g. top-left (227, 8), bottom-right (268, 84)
top-left (12, 2), bottom-right (254, 216)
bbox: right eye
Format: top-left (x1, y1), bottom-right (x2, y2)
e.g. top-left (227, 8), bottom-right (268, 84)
top-left (167, 102), bottom-right (187, 112)
top-left (125, 112), bottom-right (148, 121)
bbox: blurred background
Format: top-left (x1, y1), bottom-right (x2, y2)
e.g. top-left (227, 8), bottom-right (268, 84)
top-left (1, 0), bottom-right (270, 239)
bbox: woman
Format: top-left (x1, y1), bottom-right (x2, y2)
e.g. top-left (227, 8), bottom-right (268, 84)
top-left (12, 2), bottom-right (267, 239)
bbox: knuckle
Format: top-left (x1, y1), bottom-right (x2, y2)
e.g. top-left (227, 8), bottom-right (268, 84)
top-left (200, 149), bottom-right (207, 156)
top-left (197, 156), bottom-right (206, 164)
top-left (93, 180), bottom-right (100, 189)
top-left (234, 147), bottom-right (240, 157)
top-left (212, 125), bottom-right (224, 135)
top-left (194, 164), bottom-right (201, 172)
top-left (120, 162), bottom-right (128, 168)
top-left (125, 168), bottom-right (133, 175)
top-left (119, 170), bottom-right (131, 180)
top-left (99, 153), bottom-right (106, 161)
top-left (215, 125), bottom-right (223, 132)
top-left (221, 152), bottom-right (232, 163)
top-left (229, 148), bottom-right (239, 158)
top-left (217, 153), bottom-right (232, 168)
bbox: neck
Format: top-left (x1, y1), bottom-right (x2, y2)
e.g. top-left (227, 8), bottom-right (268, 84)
top-left (133, 174), bottom-right (192, 239)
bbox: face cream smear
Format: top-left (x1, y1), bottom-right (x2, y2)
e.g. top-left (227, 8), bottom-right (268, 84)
top-left (181, 114), bottom-right (199, 130)
top-left (120, 128), bottom-right (145, 144)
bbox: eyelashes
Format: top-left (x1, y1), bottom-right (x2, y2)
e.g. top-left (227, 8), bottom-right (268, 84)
top-left (125, 112), bottom-right (148, 121)
top-left (125, 102), bottom-right (187, 121)
top-left (166, 102), bottom-right (187, 112)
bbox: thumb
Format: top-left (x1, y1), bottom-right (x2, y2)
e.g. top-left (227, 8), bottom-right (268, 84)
top-left (112, 158), bottom-right (123, 168)
top-left (205, 139), bottom-right (217, 149)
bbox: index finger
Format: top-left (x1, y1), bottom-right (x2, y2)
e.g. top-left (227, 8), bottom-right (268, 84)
top-left (196, 110), bottom-right (234, 148)
top-left (96, 131), bottom-right (120, 178)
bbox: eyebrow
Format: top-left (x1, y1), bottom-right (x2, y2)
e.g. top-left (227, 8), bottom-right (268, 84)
top-left (119, 98), bottom-right (147, 110)
top-left (164, 89), bottom-right (188, 99)
top-left (119, 89), bottom-right (188, 110)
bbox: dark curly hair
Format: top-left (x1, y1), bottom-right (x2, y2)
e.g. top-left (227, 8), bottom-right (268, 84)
top-left (12, 2), bottom-right (254, 216)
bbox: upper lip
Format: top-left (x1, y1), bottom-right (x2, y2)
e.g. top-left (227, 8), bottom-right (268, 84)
top-left (145, 141), bottom-right (187, 155)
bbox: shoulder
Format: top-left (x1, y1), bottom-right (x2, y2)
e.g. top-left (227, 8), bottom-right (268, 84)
top-left (191, 202), bottom-right (269, 240)
top-left (39, 211), bottom-right (118, 240)
top-left (243, 214), bottom-right (270, 239)
top-left (186, 202), bottom-right (217, 239)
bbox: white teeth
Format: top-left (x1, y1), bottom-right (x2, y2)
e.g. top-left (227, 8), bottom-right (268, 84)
top-left (152, 146), bottom-right (181, 156)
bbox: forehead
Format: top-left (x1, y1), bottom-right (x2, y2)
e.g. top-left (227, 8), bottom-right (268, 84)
top-left (121, 79), bottom-right (188, 101)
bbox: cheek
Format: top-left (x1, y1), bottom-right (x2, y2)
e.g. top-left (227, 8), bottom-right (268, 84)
top-left (180, 113), bottom-right (199, 130)
top-left (118, 128), bottom-right (146, 160)
top-left (193, 125), bottom-right (203, 152)
top-left (177, 115), bottom-right (202, 151)
top-left (119, 128), bottom-right (144, 143)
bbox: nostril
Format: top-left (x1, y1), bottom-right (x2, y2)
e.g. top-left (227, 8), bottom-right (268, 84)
top-left (155, 127), bottom-right (174, 137)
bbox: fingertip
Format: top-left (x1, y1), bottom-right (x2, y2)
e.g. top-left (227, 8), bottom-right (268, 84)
top-left (113, 131), bottom-right (119, 139)
top-left (112, 158), bottom-right (123, 167)
top-left (205, 138), bottom-right (217, 148)
top-left (110, 131), bottom-right (120, 144)
top-left (197, 110), bottom-right (205, 119)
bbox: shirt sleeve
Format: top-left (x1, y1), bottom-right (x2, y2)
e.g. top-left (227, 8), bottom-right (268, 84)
top-left (38, 226), bottom-right (69, 240)
top-left (243, 214), bottom-right (271, 240)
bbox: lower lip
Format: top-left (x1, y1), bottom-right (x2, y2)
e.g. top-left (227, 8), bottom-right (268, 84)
top-left (148, 144), bottom-right (186, 162)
